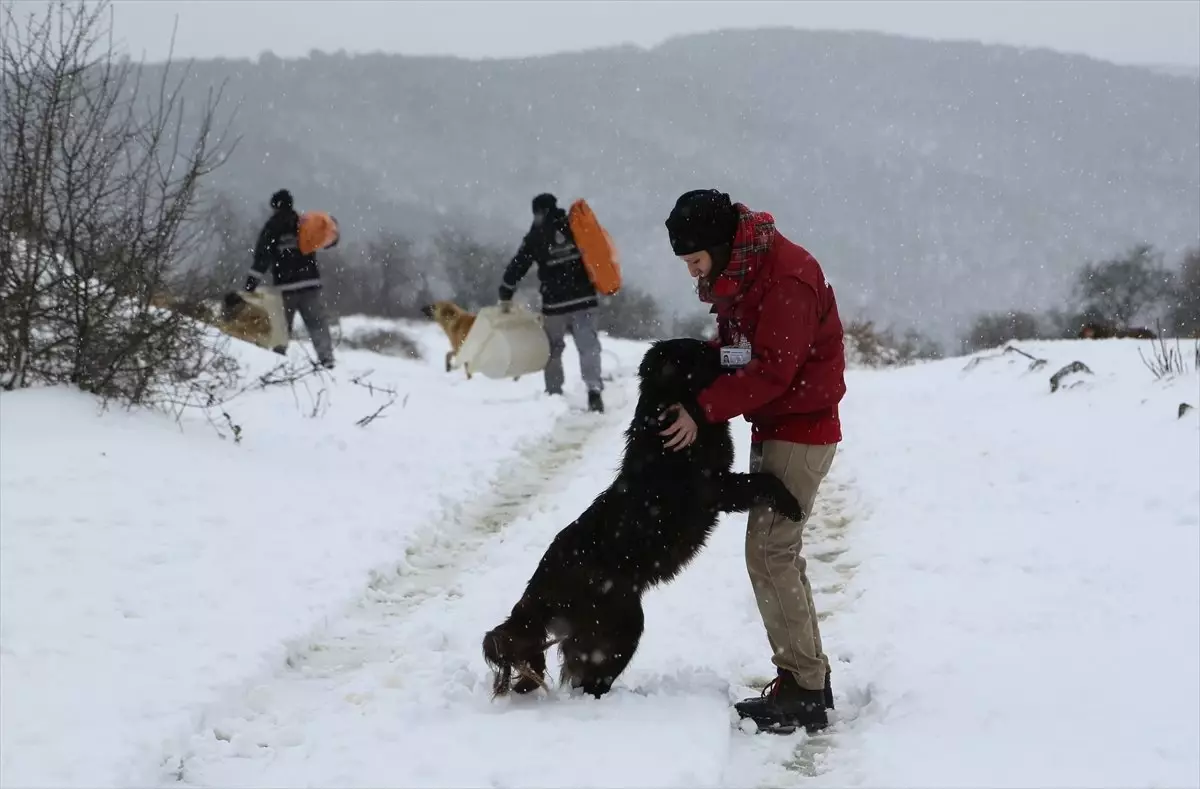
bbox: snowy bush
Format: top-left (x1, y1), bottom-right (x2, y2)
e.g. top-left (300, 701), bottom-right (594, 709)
top-left (321, 232), bottom-right (438, 321)
top-left (844, 319), bottom-right (943, 368)
top-left (595, 285), bottom-right (665, 341)
top-left (0, 0), bottom-right (239, 408)
top-left (1167, 246), bottom-right (1200, 338)
top-left (960, 310), bottom-right (1049, 353)
top-left (1072, 243), bottom-right (1177, 332)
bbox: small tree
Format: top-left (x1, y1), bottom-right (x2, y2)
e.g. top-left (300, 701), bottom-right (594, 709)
top-left (0, 0), bottom-right (239, 404)
top-left (1073, 243), bottom-right (1176, 329)
top-left (433, 227), bottom-right (510, 312)
top-left (846, 319), bottom-right (943, 367)
top-left (1043, 305), bottom-right (1108, 339)
top-left (368, 232), bottom-right (432, 318)
top-left (321, 232), bottom-right (434, 320)
top-left (169, 191), bottom-right (259, 303)
top-left (1167, 246), bottom-right (1200, 337)
top-left (961, 310), bottom-right (1045, 353)
top-left (892, 326), bottom-right (944, 363)
top-left (595, 285), bottom-right (663, 340)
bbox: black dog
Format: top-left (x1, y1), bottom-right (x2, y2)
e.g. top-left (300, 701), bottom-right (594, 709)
top-left (481, 337), bottom-right (805, 700)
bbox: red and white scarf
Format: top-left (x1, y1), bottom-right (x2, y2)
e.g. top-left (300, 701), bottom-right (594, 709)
top-left (697, 203), bottom-right (776, 308)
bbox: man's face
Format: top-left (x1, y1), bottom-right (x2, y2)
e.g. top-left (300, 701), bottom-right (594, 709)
top-left (680, 250), bottom-right (712, 279)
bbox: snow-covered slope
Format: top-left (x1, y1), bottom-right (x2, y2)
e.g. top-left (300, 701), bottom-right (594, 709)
top-left (734, 338), bottom-right (1200, 787)
top-left (3, 329), bottom-right (1197, 788)
top-left (0, 317), bottom-right (649, 787)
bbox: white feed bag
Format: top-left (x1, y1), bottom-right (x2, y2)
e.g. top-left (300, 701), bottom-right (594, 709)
top-left (456, 304), bottom-right (551, 379)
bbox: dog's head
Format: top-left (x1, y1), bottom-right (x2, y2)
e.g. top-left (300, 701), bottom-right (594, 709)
top-left (637, 338), bottom-right (724, 408)
top-left (421, 300), bottom-right (465, 325)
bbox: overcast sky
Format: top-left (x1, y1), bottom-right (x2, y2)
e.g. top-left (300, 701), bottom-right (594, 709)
top-left (14, 1), bottom-right (1200, 69)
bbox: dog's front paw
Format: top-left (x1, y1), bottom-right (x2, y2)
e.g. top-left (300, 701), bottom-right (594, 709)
top-left (778, 497), bottom-right (805, 523)
top-left (769, 482), bottom-right (805, 523)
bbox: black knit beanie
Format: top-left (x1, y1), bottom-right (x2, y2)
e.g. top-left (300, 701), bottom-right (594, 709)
top-left (532, 193), bottom-right (557, 215)
top-left (270, 189), bottom-right (294, 210)
top-left (664, 189), bottom-right (738, 256)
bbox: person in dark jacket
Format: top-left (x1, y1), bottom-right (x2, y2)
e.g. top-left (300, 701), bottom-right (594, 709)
top-left (659, 189), bottom-right (847, 735)
top-left (237, 188), bottom-right (335, 368)
top-left (499, 192), bottom-right (604, 413)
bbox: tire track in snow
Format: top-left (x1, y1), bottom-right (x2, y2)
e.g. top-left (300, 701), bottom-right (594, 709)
top-left (160, 388), bottom-right (627, 786)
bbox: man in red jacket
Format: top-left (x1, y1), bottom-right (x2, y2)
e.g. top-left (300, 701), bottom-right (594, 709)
top-left (660, 189), bottom-right (847, 734)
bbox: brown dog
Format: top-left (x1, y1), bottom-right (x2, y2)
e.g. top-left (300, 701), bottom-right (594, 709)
top-left (149, 290), bottom-right (286, 353)
top-left (421, 300), bottom-right (477, 378)
top-left (220, 294), bottom-right (282, 351)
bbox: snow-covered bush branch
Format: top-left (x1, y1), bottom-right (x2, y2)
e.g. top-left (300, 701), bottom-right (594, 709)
top-left (0, 0), bottom-right (240, 407)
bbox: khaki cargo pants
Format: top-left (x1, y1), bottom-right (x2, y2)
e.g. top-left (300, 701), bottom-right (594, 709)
top-left (746, 440), bottom-right (838, 691)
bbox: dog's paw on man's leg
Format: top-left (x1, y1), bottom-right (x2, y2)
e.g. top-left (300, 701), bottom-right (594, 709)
top-left (752, 473), bottom-right (806, 523)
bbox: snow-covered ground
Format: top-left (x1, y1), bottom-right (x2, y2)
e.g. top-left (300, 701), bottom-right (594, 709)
top-left (2, 324), bottom-right (1197, 788)
top-left (0, 316), bottom-right (647, 786)
top-left (732, 339), bottom-right (1200, 788)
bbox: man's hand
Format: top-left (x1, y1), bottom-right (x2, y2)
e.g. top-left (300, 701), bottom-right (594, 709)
top-left (659, 403), bottom-right (698, 451)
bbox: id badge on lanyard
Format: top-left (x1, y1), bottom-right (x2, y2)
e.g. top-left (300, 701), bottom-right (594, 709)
top-left (720, 329), bottom-right (752, 369)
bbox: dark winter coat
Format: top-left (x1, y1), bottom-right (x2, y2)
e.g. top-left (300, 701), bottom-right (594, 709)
top-left (247, 208), bottom-right (322, 292)
top-left (696, 205), bottom-right (847, 446)
top-left (498, 207), bottom-right (597, 316)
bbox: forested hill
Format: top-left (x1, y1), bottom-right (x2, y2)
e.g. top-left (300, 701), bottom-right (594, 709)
top-left (144, 27), bottom-right (1200, 338)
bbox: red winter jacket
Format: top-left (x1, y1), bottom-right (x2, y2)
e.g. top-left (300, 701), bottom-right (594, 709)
top-left (695, 206), bottom-right (847, 445)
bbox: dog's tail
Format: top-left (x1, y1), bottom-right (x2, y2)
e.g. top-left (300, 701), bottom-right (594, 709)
top-left (481, 600), bottom-right (557, 698)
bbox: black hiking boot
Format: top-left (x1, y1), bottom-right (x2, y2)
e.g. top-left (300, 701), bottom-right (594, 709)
top-left (735, 669), bottom-right (828, 735)
top-left (587, 390), bottom-right (604, 413)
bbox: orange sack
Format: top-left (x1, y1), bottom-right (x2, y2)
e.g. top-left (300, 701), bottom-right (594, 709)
top-left (567, 199), bottom-right (621, 297)
top-left (298, 211), bottom-right (340, 255)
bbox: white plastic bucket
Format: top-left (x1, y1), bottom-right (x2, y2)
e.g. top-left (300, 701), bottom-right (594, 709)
top-left (240, 287), bottom-right (290, 351)
top-left (455, 304), bottom-right (551, 379)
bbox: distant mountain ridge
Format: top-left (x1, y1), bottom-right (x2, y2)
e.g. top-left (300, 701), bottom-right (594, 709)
top-left (142, 27), bottom-right (1200, 341)
top-left (1141, 63), bottom-right (1200, 80)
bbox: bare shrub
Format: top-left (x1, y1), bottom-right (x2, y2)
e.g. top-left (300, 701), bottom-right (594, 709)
top-left (1137, 324), bottom-right (1194, 380)
top-left (433, 227), bottom-right (511, 312)
top-left (177, 359), bottom-right (335, 442)
top-left (595, 285), bottom-right (664, 340)
top-left (846, 319), bottom-right (943, 368)
top-left (348, 373), bottom-right (408, 429)
top-left (321, 232), bottom-right (435, 321)
top-left (168, 191), bottom-right (259, 303)
top-left (1167, 246), bottom-right (1200, 338)
top-left (0, 0), bottom-right (239, 408)
top-left (1074, 243), bottom-right (1176, 330)
top-left (961, 310), bottom-right (1046, 353)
